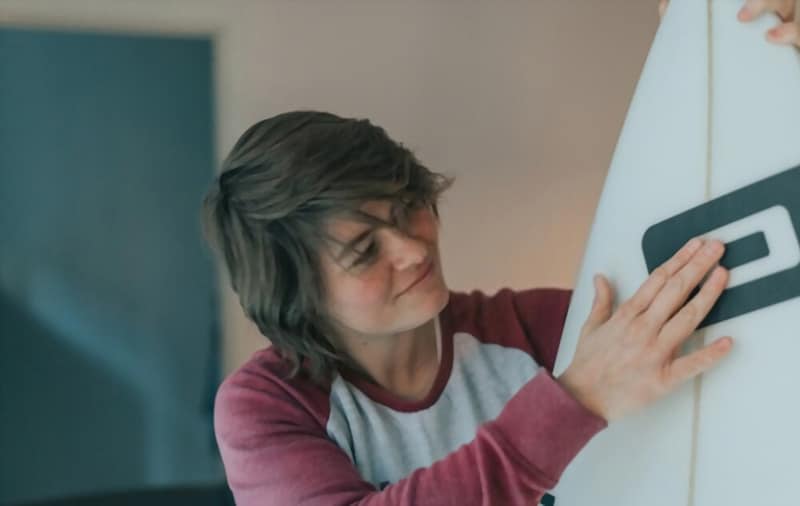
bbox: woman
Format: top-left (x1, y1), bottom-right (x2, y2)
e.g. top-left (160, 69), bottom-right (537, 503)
top-left (202, 2), bottom-right (798, 504)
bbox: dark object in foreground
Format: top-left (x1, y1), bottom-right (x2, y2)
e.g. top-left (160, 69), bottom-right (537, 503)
top-left (8, 484), bottom-right (234, 506)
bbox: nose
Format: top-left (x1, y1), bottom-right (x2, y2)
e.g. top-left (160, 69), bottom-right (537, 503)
top-left (381, 227), bottom-right (427, 271)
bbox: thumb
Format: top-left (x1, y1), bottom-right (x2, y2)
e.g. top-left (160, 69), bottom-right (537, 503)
top-left (582, 274), bottom-right (613, 335)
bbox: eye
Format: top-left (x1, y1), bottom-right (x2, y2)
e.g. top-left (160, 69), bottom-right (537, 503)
top-left (350, 239), bottom-right (379, 268)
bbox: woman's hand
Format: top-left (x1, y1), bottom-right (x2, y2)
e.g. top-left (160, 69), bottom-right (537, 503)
top-left (558, 238), bottom-right (734, 422)
top-left (659, 0), bottom-right (800, 48)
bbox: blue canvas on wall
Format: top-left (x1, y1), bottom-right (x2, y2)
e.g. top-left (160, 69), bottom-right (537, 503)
top-left (0, 26), bottom-right (222, 503)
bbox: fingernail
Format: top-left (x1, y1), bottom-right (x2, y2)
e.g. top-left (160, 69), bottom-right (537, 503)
top-left (769, 26), bottom-right (795, 43)
top-left (738, 6), bottom-right (751, 21)
top-left (704, 241), bottom-right (723, 255)
top-left (687, 237), bottom-right (703, 251)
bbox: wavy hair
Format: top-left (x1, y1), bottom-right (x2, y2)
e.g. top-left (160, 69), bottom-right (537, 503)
top-left (201, 111), bottom-right (453, 382)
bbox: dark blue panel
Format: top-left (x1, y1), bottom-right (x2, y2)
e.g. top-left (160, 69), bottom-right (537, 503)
top-left (0, 27), bottom-right (221, 503)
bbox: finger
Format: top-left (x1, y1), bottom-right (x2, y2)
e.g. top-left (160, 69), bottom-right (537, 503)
top-left (616, 237), bottom-right (704, 321)
top-left (767, 21), bottom-right (800, 45)
top-left (643, 239), bottom-right (724, 326)
top-left (658, 266), bottom-right (729, 350)
top-left (658, 0), bottom-right (669, 19)
top-left (581, 274), bottom-right (614, 336)
top-left (664, 336), bottom-right (734, 389)
top-left (738, 0), bottom-right (795, 22)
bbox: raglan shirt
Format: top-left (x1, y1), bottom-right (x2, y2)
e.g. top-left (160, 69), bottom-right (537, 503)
top-left (214, 288), bottom-right (608, 505)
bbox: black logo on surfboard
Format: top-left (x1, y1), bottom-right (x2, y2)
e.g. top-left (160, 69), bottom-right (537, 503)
top-left (642, 163), bottom-right (800, 328)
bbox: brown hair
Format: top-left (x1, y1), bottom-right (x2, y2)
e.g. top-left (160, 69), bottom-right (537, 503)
top-left (201, 111), bottom-right (452, 382)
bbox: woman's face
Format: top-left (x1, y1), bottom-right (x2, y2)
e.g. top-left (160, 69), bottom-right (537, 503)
top-left (320, 199), bottom-right (450, 341)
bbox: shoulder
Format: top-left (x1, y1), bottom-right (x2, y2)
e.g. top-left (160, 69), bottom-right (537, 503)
top-left (442, 287), bottom-right (572, 371)
top-left (445, 287), bottom-right (571, 330)
top-left (447, 287), bottom-right (571, 310)
top-left (214, 347), bottom-right (333, 441)
top-left (213, 348), bottom-right (375, 504)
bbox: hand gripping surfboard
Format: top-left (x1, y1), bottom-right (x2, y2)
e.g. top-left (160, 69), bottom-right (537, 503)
top-left (549, 1), bottom-right (800, 505)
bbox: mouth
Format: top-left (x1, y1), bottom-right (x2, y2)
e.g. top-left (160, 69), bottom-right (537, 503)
top-left (399, 259), bottom-right (434, 296)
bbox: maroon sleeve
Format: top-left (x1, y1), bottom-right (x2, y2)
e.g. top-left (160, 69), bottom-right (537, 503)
top-left (509, 288), bottom-right (573, 372)
top-left (215, 351), bottom-right (605, 505)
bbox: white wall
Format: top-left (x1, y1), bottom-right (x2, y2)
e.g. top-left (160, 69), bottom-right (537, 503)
top-left (0, 0), bottom-right (660, 375)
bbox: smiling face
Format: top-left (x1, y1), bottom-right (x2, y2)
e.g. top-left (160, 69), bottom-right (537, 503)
top-left (320, 198), bottom-right (450, 343)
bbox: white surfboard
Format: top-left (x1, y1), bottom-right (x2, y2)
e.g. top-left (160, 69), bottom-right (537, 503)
top-left (550, 1), bottom-right (800, 505)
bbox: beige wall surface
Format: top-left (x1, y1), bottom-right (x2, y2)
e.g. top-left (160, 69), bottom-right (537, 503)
top-left (1, 0), bottom-right (659, 375)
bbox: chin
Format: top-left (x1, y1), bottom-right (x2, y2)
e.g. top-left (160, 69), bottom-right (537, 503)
top-left (397, 289), bottom-right (449, 334)
top-left (399, 263), bottom-right (450, 323)
top-left (419, 281), bottom-right (450, 318)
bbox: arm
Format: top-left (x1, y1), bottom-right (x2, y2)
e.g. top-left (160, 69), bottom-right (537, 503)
top-left (509, 287), bottom-right (572, 372)
top-left (214, 367), bottom-right (604, 506)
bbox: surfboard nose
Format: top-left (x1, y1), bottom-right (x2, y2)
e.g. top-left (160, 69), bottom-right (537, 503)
top-left (552, 1), bottom-right (800, 504)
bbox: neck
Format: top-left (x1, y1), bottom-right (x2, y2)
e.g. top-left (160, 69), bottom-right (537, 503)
top-left (337, 319), bottom-right (440, 401)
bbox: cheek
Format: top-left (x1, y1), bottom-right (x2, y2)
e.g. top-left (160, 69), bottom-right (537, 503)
top-left (326, 269), bottom-right (394, 331)
top-left (339, 275), bottom-right (386, 307)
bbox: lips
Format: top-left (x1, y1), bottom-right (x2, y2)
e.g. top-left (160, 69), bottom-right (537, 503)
top-left (400, 259), bottom-right (434, 296)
